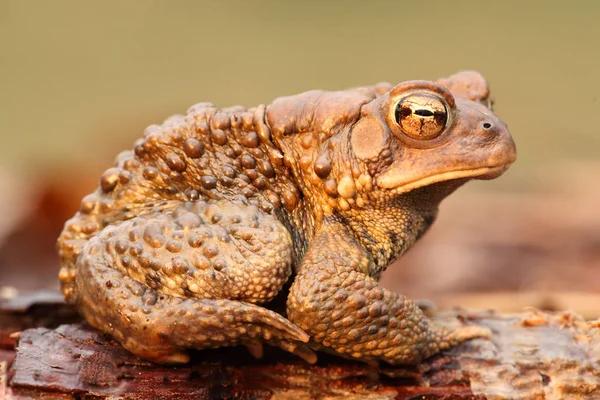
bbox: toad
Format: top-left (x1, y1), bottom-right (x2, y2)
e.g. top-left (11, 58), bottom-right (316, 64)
top-left (58, 71), bottom-right (516, 365)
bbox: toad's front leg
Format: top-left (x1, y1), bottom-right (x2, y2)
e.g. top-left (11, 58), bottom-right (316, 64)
top-left (287, 220), bottom-right (489, 365)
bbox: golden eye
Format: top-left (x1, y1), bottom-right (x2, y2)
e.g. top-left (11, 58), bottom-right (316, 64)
top-left (394, 94), bottom-right (448, 140)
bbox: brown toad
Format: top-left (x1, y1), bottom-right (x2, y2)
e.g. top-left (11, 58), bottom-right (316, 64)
top-left (57, 71), bottom-right (516, 365)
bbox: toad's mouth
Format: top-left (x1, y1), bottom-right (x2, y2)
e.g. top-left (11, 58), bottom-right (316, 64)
top-left (376, 164), bottom-right (512, 194)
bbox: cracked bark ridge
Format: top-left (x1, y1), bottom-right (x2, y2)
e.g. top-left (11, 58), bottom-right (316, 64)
top-left (5, 308), bottom-right (600, 399)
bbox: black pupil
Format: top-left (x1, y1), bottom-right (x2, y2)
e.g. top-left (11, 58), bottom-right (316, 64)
top-left (414, 109), bottom-right (434, 117)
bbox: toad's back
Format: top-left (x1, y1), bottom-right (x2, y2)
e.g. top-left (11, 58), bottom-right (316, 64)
top-left (58, 103), bottom-right (304, 302)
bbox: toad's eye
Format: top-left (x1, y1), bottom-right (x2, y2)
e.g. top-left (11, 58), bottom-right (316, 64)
top-left (394, 94), bottom-right (447, 140)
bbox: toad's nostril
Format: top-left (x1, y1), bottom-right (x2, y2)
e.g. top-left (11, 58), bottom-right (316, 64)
top-left (482, 122), bottom-right (492, 129)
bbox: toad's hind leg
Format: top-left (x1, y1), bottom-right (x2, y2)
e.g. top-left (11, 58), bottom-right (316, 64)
top-left (73, 200), bottom-right (314, 364)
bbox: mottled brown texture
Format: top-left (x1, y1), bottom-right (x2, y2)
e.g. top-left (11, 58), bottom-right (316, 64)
top-left (57, 70), bottom-right (516, 364)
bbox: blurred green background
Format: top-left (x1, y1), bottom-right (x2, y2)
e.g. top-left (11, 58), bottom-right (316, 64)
top-left (2, 0), bottom-right (599, 188)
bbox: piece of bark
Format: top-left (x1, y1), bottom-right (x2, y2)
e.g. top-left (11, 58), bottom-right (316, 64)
top-left (6, 308), bottom-right (600, 399)
top-left (0, 290), bottom-right (80, 352)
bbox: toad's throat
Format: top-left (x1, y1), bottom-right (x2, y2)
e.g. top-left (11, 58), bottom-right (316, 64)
top-left (376, 165), bottom-right (512, 193)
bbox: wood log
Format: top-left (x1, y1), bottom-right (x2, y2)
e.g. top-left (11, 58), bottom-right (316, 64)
top-left (2, 293), bottom-right (599, 399)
